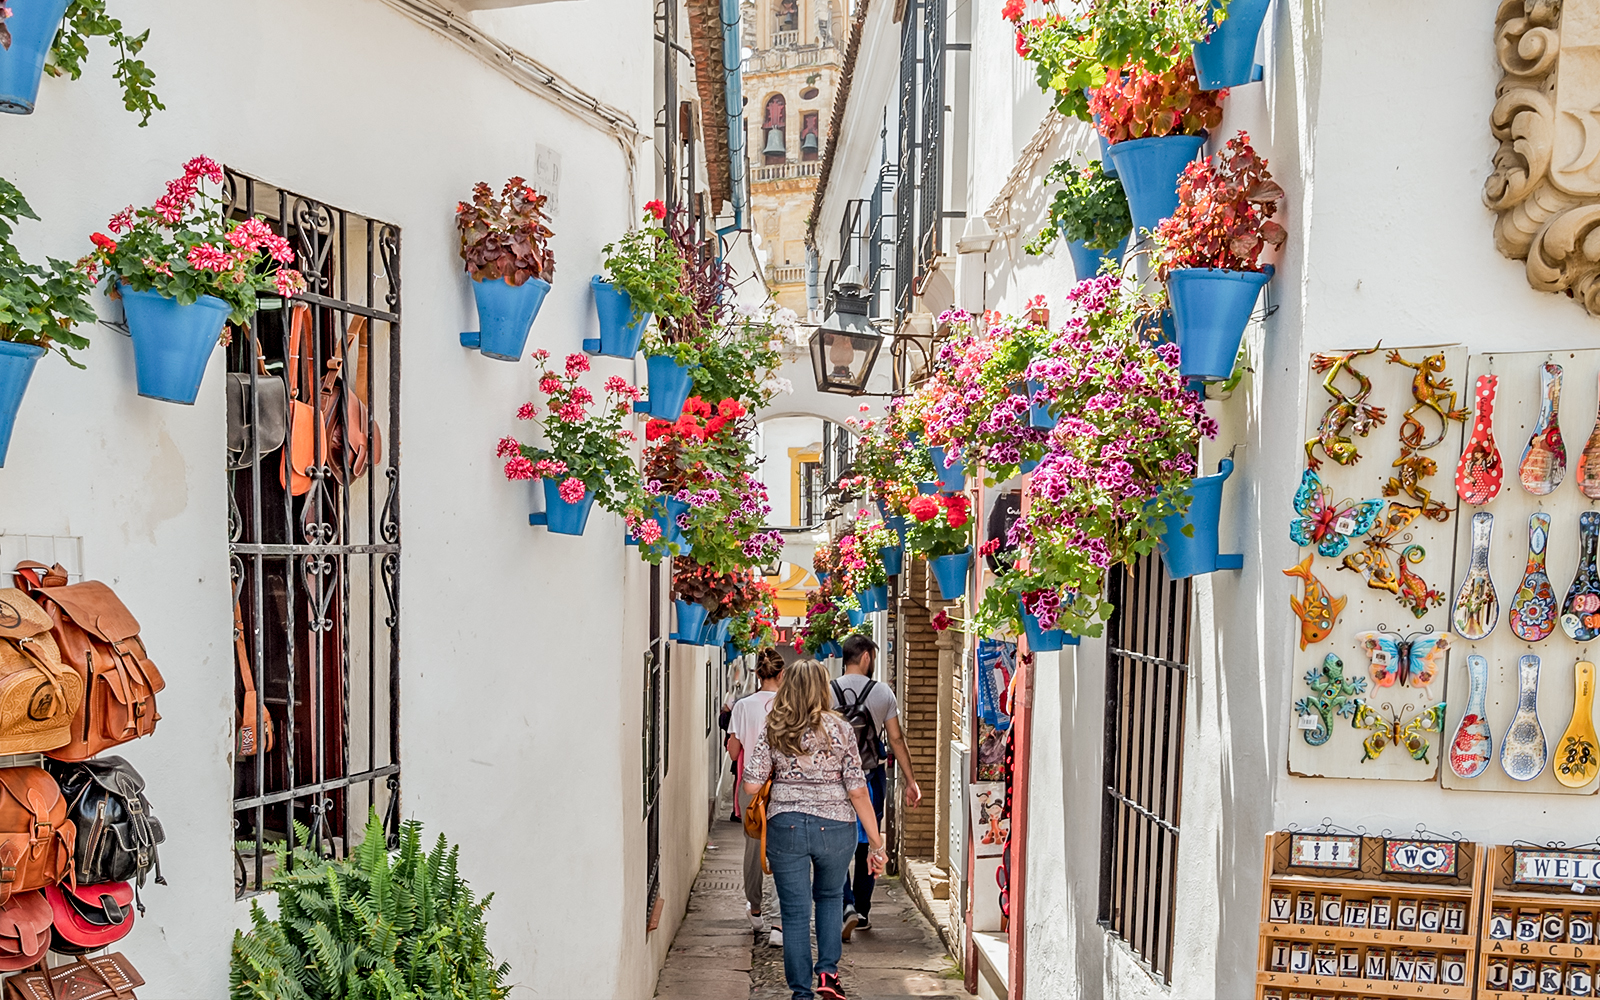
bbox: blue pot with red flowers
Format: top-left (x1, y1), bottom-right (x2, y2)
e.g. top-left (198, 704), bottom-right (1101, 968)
top-left (927, 446), bottom-right (966, 493)
top-left (644, 354), bottom-right (693, 420)
top-left (460, 276), bottom-right (550, 361)
top-left (724, 641), bottom-right (742, 661)
top-left (119, 286), bottom-right (231, 404)
top-left (0, 0), bottom-right (71, 114)
top-left (1168, 266), bottom-right (1271, 382)
top-left (930, 548), bottom-right (973, 601)
top-left (1157, 457), bottom-right (1244, 580)
top-left (1019, 599), bottom-right (1080, 651)
top-left (1106, 135), bottom-right (1205, 238)
top-left (528, 478), bottom-right (596, 536)
top-left (1192, 0), bottom-right (1272, 90)
top-left (674, 599), bottom-right (708, 644)
top-left (588, 277), bottom-right (650, 358)
top-left (699, 616), bottom-right (732, 646)
top-left (0, 342), bottom-right (44, 467)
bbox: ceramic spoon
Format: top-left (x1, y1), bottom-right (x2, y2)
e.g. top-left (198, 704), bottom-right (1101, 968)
top-left (1519, 362), bottom-right (1567, 495)
top-left (1510, 512), bottom-right (1557, 641)
top-left (1501, 654), bottom-right (1548, 781)
top-left (1448, 654), bottom-right (1493, 779)
top-left (1555, 660), bottom-right (1599, 788)
top-left (1456, 374), bottom-right (1504, 505)
top-left (1564, 511), bottom-right (1600, 641)
top-left (1453, 512), bottom-right (1499, 640)
top-left (1580, 372), bottom-right (1600, 499)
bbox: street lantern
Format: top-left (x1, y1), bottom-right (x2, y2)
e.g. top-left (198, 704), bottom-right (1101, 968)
top-left (809, 285), bottom-right (881, 394)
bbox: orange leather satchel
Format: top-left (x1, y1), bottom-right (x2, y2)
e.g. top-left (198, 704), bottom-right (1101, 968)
top-left (742, 778), bottom-right (772, 875)
top-left (280, 304), bottom-right (328, 497)
top-left (0, 767), bottom-right (73, 906)
top-left (233, 601), bottom-right (273, 758)
top-left (12, 564), bottom-right (163, 762)
top-left (319, 314), bottom-right (382, 485)
top-left (0, 589), bottom-right (83, 755)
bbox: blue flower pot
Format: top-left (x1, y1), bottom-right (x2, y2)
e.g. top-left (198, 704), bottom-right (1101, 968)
top-left (699, 616), bottom-right (732, 646)
top-left (820, 640), bottom-right (843, 659)
top-left (0, 342), bottom-right (44, 467)
top-left (927, 446), bottom-right (966, 493)
top-left (1027, 379), bottom-right (1055, 429)
top-left (1168, 267), bottom-right (1271, 382)
top-left (930, 548), bottom-right (973, 601)
top-left (0, 0), bottom-right (71, 114)
top-left (1019, 600), bottom-right (1080, 651)
top-left (1158, 457), bottom-right (1245, 580)
top-left (645, 354), bottom-right (693, 420)
top-left (1135, 309), bottom-right (1177, 345)
top-left (675, 599), bottom-right (709, 644)
top-left (1065, 234), bottom-right (1129, 282)
top-left (1086, 90), bottom-right (1118, 178)
top-left (119, 286), bottom-right (229, 404)
top-left (857, 584), bottom-right (889, 613)
top-left (461, 276), bottom-right (550, 361)
top-left (916, 482), bottom-right (940, 495)
top-left (815, 569), bottom-right (829, 583)
top-left (724, 641), bottom-right (742, 661)
top-left (1105, 135), bottom-right (1205, 238)
top-left (879, 545), bottom-right (904, 577)
top-left (661, 495), bottom-right (691, 546)
top-left (1020, 458), bottom-right (1040, 475)
top-left (589, 277), bottom-right (650, 358)
top-left (884, 513), bottom-right (907, 546)
top-left (1193, 0), bottom-right (1271, 90)
top-left (528, 478), bottom-right (596, 536)
top-left (847, 607), bottom-right (867, 628)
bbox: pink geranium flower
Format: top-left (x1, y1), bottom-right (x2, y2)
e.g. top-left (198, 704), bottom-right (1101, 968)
top-left (557, 477), bottom-right (587, 504)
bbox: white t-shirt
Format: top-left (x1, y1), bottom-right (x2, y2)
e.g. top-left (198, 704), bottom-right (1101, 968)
top-left (831, 672), bottom-right (898, 734)
top-left (730, 690), bottom-right (777, 763)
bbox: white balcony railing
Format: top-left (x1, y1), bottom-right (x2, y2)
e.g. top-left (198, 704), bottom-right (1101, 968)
top-left (771, 265), bottom-right (806, 284)
top-left (754, 160), bottom-right (823, 183)
top-left (746, 46), bottom-right (831, 73)
top-left (771, 29), bottom-right (799, 47)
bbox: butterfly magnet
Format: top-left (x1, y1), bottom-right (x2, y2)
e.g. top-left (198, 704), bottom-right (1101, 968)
top-left (1356, 629), bottom-right (1451, 688)
top-left (1290, 468), bottom-right (1384, 558)
top-left (1351, 701), bottom-right (1447, 764)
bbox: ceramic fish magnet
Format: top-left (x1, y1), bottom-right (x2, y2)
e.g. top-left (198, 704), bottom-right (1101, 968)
top-left (1519, 362), bottom-right (1567, 496)
top-left (1290, 468), bottom-right (1384, 559)
top-left (1388, 350), bottom-right (1470, 450)
top-left (1305, 347), bottom-right (1388, 470)
top-left (1579, 372), bottom-right (1600, 499)
top-left (1295, 654), bottom-right (1368, 746)
top-left (1356, 629), bottom-right (1451, 688)
top-left (1555, 660), bottom-right (1599, 789)
top-left (1564, 511), bottom-right (1600, 641)
top-left (1285, 555), bottom-right (1347, 649)
top-left (1394, 545), bottom-right (1446, 618)
top-left (1455, 374), bottom-right (1503, 505)
top-left (1453, 512), bottom-right (1500, 640)
top-left (1352, 701), bottom-right (1446, 763)
top-left (1501, 654), bottom-right (1548, 781)
top-left (1340, 502), bottom-right (1423, 595)
top-left (1510, 513), bottom-right (1558, 642)
top-left (1448, 654), bottom-right (1493, 779)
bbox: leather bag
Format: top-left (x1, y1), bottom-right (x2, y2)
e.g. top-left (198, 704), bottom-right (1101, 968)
top-left (0, 767), bottom-right (73, 906)
top-left (225, 332), bottom-right (288, 471)
top-left (319, 314), bottom-right (382, 484)
top-left (11, 564), bottom-right (163, 762)
top-left (44, 882), bottom-right (134, 954)
top-left (2, 952), bottom-right (142, 1000)
top-left (233, 601), bottom-right (273, 758)
top-left (279, 304), bottom-right (327, 497)
top-left (45, 758), bottom-right (163, 889)
top-left (0, 892), bottom-right (50, 972)
top-left (0, 590), bottom-right (83, 755)
top-left (741, 778), bottom-right (772, 875)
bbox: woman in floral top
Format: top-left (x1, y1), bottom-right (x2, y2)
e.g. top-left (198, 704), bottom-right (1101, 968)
top-left (744, 660), bottom-right (886, 1000)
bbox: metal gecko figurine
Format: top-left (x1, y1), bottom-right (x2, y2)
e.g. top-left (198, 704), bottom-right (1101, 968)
top-left (1394, 545), bottom-right (1446, 618)
top-left (1383, 449), bottom-right (1451, 523)
top-left (1386, 350), bottom-right (1470, 450)
top-left (1305, 347), bottom-right (1388, 470)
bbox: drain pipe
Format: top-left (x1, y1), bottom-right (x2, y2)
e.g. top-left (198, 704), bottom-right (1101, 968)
top-left (715, 0), bottom-right (746, 256)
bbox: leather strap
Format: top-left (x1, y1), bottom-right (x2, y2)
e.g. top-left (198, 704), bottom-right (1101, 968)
top-left (233, 602), bottom-right (272, 757)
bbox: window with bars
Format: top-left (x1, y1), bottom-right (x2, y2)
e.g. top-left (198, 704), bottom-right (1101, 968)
top-left (226, 169), bottom-right (401, 896)
top-left (643, 562), bottom-right (670, 924)
top-left (1098, 551), bottom-right (1192, 981)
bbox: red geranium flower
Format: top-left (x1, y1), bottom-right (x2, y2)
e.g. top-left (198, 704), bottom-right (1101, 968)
top-left (909, 496), bottom-right (940, 522)
top-left (644, 200), bottom-right (666, 220)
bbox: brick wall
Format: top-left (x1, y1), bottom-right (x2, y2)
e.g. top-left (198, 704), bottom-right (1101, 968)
top-left (899, 557), bottom-right (940, 859)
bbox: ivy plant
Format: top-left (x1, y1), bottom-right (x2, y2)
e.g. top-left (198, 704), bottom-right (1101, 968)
top-left (44, 1), bottom-right (164, 126)
top-left (1025, 159), bottom-right (1132, 256)
top-left (0, 179), bottom-right (95, 367)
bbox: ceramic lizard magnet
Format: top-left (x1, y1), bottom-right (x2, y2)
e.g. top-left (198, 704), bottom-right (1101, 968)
top-left (1519, 362), bottom-right (1567, 496)
top-left (1447, 654), bottom-right (1493, 779)
top-left (1510, 512), bottom-right (1558, 642)
top-left (1387, 350), bottom-right (1469, 450)
top-left (1295, 654), bottom-right (1368, 746)
top-left (1285, 555), bottom-right (1347, 650)
top-left (1455, 375), bottom-right (1503, 505)
top-left (1501, 654), bottom-right (1548, 781)
top-left (1555, 660), bottom-right (1599, 788)
top-left (1563, 511), bottom-right (1600, 641)
top-left (1579, 373), bottom-right (1600, 500)
top-left (1453, 511), bottom-right (1500, 640)
top-left (1305, 347), bottom-right (1388, 470)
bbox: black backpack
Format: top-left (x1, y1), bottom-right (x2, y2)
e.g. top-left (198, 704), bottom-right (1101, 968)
top-left (45, 756), bottom-right (165, 891)
top-left (832, 679), bottom-right (882, 770)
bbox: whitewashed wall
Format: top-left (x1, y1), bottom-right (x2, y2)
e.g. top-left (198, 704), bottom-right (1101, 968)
top-left (0, 0), bottom-right (716, 996)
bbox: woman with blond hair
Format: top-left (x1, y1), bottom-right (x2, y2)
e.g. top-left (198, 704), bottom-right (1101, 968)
top-left (744, 660), bottom-right (885, 1000)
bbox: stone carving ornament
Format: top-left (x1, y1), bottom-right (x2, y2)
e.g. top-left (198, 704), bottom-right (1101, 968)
top-left (1483, 0), bottom-right (1600, 314)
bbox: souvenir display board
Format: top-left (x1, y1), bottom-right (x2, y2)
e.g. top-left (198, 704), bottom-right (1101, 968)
top-left (1478, 844), bottom-right (1600, 997)
top-left (1257, 831), bottom-right (1484, 999)
top-left (1440, 351), bottom-right (1600, 796)
top-left (1288, 346), bottom-right (1470, 781)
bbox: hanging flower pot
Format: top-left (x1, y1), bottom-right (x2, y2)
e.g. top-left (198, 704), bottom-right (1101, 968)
top-left (528, 478), bottom-right (596, 536)
top-left (645, 354), bottom-right (693, 420)
top-left (588, 277), bottom-right (650, 359)
top-left (1084, 89), bottom-right (1118, 178)
top-left (847, 607), bottom-right (867, 628)
top-left (930, 548), bottom-right (973, 601)
top-left (856, 584), bottom-right (889, 613)
top-left (0, 342), bottom-right (44, 467)
top-left (1027, 380), bottom-right (1055, 429)
top-left (1158, 457), bottom-right (1245, 580)
top-left (1167, 267), bottom-right (1271, 382)
top-left (699, 616), bottom-right (732, 646)
top-left (724, 641), bottom-right (741, 661)
top-left (0, 0), bottom-right (71, 115)
top-left (1019, 600), bottom-right (1080, 651)
top-left (119, 287), bottom-right (230, 404)
top-left (653, 495), bottom-right (691, 553)
top-left (674, 599), bottom-right (709, 644)
top-left (879, 544), bottom-right (904, 577)
top-left (1065, 234), bottom-right (1129, 283)
top-left (821, 640), bottom-right (843, 659)
top-left (1192, 0), bottom-right (1272, 90)
top-left (1105, 135), bottom-right (1205, 238)
top-left (1135, 309), bottom-right (1176, 346)
top-left (460, 276), bottom-right (550, 361)
top-left (927, 446), bottom-right (966, 493)
top-left (815, 569), bottom-right (830, 583)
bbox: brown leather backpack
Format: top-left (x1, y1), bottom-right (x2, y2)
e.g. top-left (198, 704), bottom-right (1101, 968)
top-left (12, 565), bottom-right (163, 762)
top-left (320, 314), bottom-right (382, 485)
top-left (0, 590), bottom-right (84, 755)
top-left (0, 767), bottom-right (73, 906)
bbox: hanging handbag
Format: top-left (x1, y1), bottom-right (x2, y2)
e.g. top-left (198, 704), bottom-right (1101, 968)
top-left (0, 892), bottom-right (50, 972)
top-left (0, 590), bottom-right (83, 754)
top-left (280, 304), bottom-right (328, 497)
top-left (12, 564), bottom-right (163, 762)
top-left (44, 881), bottom-right (134, 954)
top-left (741, 778), bottom-right (772, 875)
top-left (45, 757), bottom-right (163, 890)
top-left (2, 952), bottom-right (142, 1000)
top-left (0, 767), bottom-right (73, 906)
top-left (319, 315), bottom-right (382, 485)
top-left (225, 329), bottom-right (288, 471)
top-left (233, 601), bottom-right (273, 758)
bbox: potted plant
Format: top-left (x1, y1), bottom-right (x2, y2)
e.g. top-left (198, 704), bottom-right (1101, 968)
top-left (79, 156), bottom-right (305, 404)
top-left (1088, 58), bottom-right (1224, 238)
top-left (0, 179), bottom-right (94, 467)
top-left (1026, 160), bottom-right (1133, 281)
top-left (0, 2), bottom-right (162, 121)
top-left (906, 493), bottom-right (974, 600)
top-left (857, 514), bottom-right (903, 579)
top-left (1191, 0), bottom-right (1270, 90)
top-left (1153, 131), bottom-right (1285, 381)
top-left (725, 577), bottom-right (778, 656)
top-left (456, 177), bottom-right (555, 361)
top-left (1157, 455), bottom-right (1244, 579)
top-left (838, 530), bottom-right (890, 613)
top-left (687, 301), bottom-right (788, 408)
top-left (920, 309), bottom-right (1053, 481)
top-left (498, 350), bottom-right (644, 536)
top-left (590, 200), bottom-right (691, 359)
top-left (796, 591), bottom-right (861, 659)
top-left (638, 207), bottom-right (731, 420)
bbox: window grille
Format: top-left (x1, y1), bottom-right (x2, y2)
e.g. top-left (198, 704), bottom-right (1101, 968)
top-left (226, 169), bottom-right (400, 897)
top-left (1098, 551), bottom-right (1192, 981)
top-left (644, 563), bottom-right (670, 923)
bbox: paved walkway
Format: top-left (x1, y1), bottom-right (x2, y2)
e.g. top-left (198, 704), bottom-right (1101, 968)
top-left (656, 813), bottom-right (973, 1000)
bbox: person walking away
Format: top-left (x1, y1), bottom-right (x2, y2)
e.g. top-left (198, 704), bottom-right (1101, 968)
top-left (725, 648), bottom-right (784, 936)
top-left (831, 634), bottom-right (921, 939)
top-left (744, 660), bottom-right (885, 1000)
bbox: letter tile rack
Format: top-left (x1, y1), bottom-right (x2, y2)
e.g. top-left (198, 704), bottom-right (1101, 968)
top-left (1479, 844), bottom-right (1600, 998)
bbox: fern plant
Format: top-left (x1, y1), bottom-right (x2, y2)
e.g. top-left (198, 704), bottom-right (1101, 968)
top-left (230, 813), bottom-right (511, 1000)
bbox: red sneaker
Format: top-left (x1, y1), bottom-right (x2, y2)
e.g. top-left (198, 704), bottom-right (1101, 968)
top-left (816, 972), bottom-right (848, 999)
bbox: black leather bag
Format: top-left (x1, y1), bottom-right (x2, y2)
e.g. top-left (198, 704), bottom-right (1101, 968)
top-left (44, 758), bottom-right (164, 889)
top-left (225, 334), bottom-right (288, 471)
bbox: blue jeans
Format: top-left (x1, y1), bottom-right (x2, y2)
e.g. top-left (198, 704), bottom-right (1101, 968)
top-left (842, 765), bottom-right (886, 917)
top-left (767, 811), bottom-right (857, 999)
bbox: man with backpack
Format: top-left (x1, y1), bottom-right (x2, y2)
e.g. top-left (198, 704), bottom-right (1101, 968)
top-left (831, 634), bottom-right (921, 940)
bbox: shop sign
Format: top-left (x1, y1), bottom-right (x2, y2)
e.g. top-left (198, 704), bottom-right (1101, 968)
top-left (1512, 849), bottom-right (1600, 887)
top-left (1289, 833), bottom-right (1361, 870)
top-left (1383, 839), bottom-right (1457, 876)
